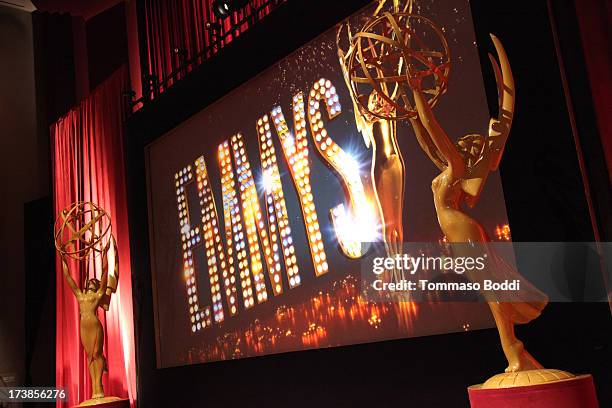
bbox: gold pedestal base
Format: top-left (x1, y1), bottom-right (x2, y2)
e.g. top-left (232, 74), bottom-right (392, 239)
top-left (75, 396), bottom-right (129, 407)
top-left (468, 373), bottom-right (599, 408)
top-left (481, 369), bottom-right (575, 389)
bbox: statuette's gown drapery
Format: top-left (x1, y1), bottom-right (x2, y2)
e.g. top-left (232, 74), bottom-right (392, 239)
top-left (409, 34), bottom-right (548, 372)
top-left (432, 169), bottom-right (547, 324)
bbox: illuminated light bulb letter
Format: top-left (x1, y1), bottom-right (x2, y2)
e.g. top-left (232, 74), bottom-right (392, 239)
top-left (256, 117), bottom-right (301, 291)
top-left (270, 92), bottom-right (329, 276)
top-left (229, 133), bottom-right (272, 301)
top-left (194, 157), bottom-right (238, 318)
top-left (308, 78), bottom-right (378, 259)
top-left (174, 164), bottom-right (217, 332)
top-left (218, 141), bottom-right (257, 309)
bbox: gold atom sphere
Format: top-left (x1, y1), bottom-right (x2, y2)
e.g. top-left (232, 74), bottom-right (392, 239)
top-left (54, 201), bottom-right (112, 260)
top-left (348, 12), bottom-right (451, 121)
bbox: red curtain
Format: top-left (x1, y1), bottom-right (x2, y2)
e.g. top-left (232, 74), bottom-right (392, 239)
top-left (573, 0), bottom-right (612, 183)
top-left (51, 67), bottom-right (137, 408)
top-left (143, 0), bottom-right (281, 95)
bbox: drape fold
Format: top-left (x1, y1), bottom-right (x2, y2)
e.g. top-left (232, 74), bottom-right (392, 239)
top-left (51, 66), bottom-right (137, 408)
top-left (143, 0), bottom-right (280, 95)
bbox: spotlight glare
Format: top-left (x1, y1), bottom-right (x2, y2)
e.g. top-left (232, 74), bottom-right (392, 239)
top-left (212, 0), bottom-right (250, 18)
top-left (261, 168), bottom-right (275, 194)
top-left (339, 152), bottom-right (360, 179)
top-left (331, 202), bottom-right (380, 258)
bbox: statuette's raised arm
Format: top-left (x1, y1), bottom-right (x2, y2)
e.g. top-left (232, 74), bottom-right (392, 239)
top-left (61, 255), bottom-right (81, 297)
top-left (98, 236), bottom-right (116, 296)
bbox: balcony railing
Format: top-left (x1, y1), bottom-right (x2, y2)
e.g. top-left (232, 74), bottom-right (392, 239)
top-left (135, 0), bottom-right (286, 110)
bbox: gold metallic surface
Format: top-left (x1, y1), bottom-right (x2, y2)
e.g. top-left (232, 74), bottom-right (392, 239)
top-left (337, 6), bottom-right (421, 267)
top-left (340, 5), bottom-right (450, 122)
top-left (54, 201), bottom-right (112, 261)
top-left (54, 202), bottom-right (120, 402)
top-left (407, 34), bottom-right (565, 383)
top-left (336, 2), bottom-right (579, 389)
top-left (479, 369), bottom-right (577, 389)
top-left (369, 101), bottom-right (406, 270)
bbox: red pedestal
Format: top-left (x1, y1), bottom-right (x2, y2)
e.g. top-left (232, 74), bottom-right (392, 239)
top-left (468, 375), bottom-right (599, 408)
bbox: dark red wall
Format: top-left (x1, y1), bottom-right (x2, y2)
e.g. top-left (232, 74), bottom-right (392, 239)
top-left (86, 2), bottom-right (128, 89)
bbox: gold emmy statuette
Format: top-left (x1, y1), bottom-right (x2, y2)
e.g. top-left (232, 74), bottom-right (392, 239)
top-left (337, 0), bottom-right (450, 281)
top-left (406, 33), bottom-right (579, 387)
top-left (54, 202), bottom-right (126, 407)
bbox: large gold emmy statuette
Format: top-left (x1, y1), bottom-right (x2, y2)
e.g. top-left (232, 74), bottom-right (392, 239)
top-left (54, 202), bottom-right (126, 407)
top-left (339, 1), bottom-right (598, 406)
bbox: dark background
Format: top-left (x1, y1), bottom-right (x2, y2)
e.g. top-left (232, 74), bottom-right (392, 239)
top-left (124, 0), bottom-right (611, 407)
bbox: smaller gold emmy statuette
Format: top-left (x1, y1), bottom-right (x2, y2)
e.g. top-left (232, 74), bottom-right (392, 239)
top-left (54, 202), bottom-right (128, 407)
